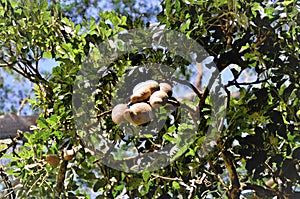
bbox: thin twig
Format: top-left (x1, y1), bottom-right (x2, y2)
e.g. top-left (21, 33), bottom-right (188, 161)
top-left (0, 166), bottom-right (15, 199)
top-left (96, 110), bottom-right (112, 118)
top-left (225, 78), bottom-right (270, 87)
top-left (0, 131), bottom-right (23, 158)
top-left (151, 174), bottom-right (189, 188)
top-left (171, 77), bottom-right (204, 99)
top-left (17, 90), bottom-right (32, 116)
top-left (208, 159), bottom-right (228, 189)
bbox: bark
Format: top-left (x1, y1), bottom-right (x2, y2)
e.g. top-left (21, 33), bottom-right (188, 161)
top-left (222, 150), bottom-right (241, 199)
top-left (195, 62), bottom-right (202, 89)
top-left (0, 113), bottom-right (38, 139)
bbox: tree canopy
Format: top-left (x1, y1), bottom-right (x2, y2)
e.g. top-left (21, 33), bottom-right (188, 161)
top-left (0, 0), bottom-right (300, 198)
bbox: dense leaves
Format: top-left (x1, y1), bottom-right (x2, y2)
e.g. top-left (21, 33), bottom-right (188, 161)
top-left (0, 0), bottom-right (299, 198)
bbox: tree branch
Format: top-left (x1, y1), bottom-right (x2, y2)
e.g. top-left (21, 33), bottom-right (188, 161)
top-left (225, 78), bottom-right (270, 87)
top-left (17, 91), bottom-right (32, 116)
top-left (0, 113), bottom-right (38, 139)
top-left (221, 150), bottom-right (240, 199)
top-left (0, 166), bottom-right (15, 199)
top-left (195, 62), bottom-right (203, 89)
top-left (55, 160), bottom-right (68, 197)
top-left (242, 183), bottom-right (277, 198)
top-left (0, 130), bottom-right (23, 158)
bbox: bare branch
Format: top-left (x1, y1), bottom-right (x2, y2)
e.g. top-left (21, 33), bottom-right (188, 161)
top-left (225, 78), bottom-right (270, 87)
top-left (221, 150), bottom-right (240, 199)
top-left (0, 113), bottom-right (38, 139)
top-left (55, 160), bottom-right (68, 197)
top-left (17, 91), bottom-right (32, 116)
top-left (195, 62), bottom-right (202, 89)
top-left (0, 130), bottom-right (23, 158)
top-left (0, 166), bottom-right (15, 199)
top-left (242, 184), bottom-right (277, 198)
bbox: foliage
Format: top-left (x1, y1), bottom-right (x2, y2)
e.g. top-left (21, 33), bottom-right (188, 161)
top-left (158, 0), bottom-right (300, 198)
top-left (0, 0), bottom-right (299, 198)
top-left (52, 0), bottom-right (161, 23)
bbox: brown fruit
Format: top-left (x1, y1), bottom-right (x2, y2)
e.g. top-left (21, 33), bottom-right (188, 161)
top-left (130, 88), bottom-right (152, 103)
top-left (159, 82), bottom-right (172, 97)
top-left (112, 104), bottom-right (128, 124)
top-left (46, 154), bottom-right (60, 167)
top-left (124, 102), bottom-right (153, 125)
top-left (63, 148), bottom-right (77, 161)
top-left (149, 90), bottom-right (168, 108)
top-left (130, 80), bottom-right (159, 103)
top-left (132, 80), bottom-right (159, 94)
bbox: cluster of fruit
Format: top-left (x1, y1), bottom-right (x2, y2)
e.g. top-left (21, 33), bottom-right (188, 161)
top-left (112, 80), bottom-right (173, 125)
top-left (46, 147), bottom-right (78, 167)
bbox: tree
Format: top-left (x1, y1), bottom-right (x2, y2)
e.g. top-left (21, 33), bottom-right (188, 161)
top-left (0, 0), bottom-right (299, 198)
top-left (50, 0), bottom-right (161, 23)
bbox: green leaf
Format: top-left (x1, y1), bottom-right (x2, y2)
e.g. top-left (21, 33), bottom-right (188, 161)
top-left (93, 179), bottom-right (107, 192)
top-left (42, 52), bottom-right (52, 59)
top-left (172, 181), bottom-right (180, 189)
top-left (185, 148), bottom-right (195, 157)
top-left (165, 0), bottom-right (172, 15)
top-left (174, 0), bottom-right (181, 12)
top-left (10, 0), bottom-right (18, 8)
top-left (284, 0), bottom-right (294, 6)
top-left (114, 184), bottom-right (124, 191)
top-left (127, 178), bottom-right (143, 190)
top-left (168, 126), bottom-right (176, 133)
top-left (139, 181), bottom-right (152, 196)
top-left (37, 118), bottom-right (48, 129)
top-left (163, 133), bottom-right (174, 142)
top-left (46, 115), bottom-right (59, 126)
top-left (142, 171), bottom-right (151, 182)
